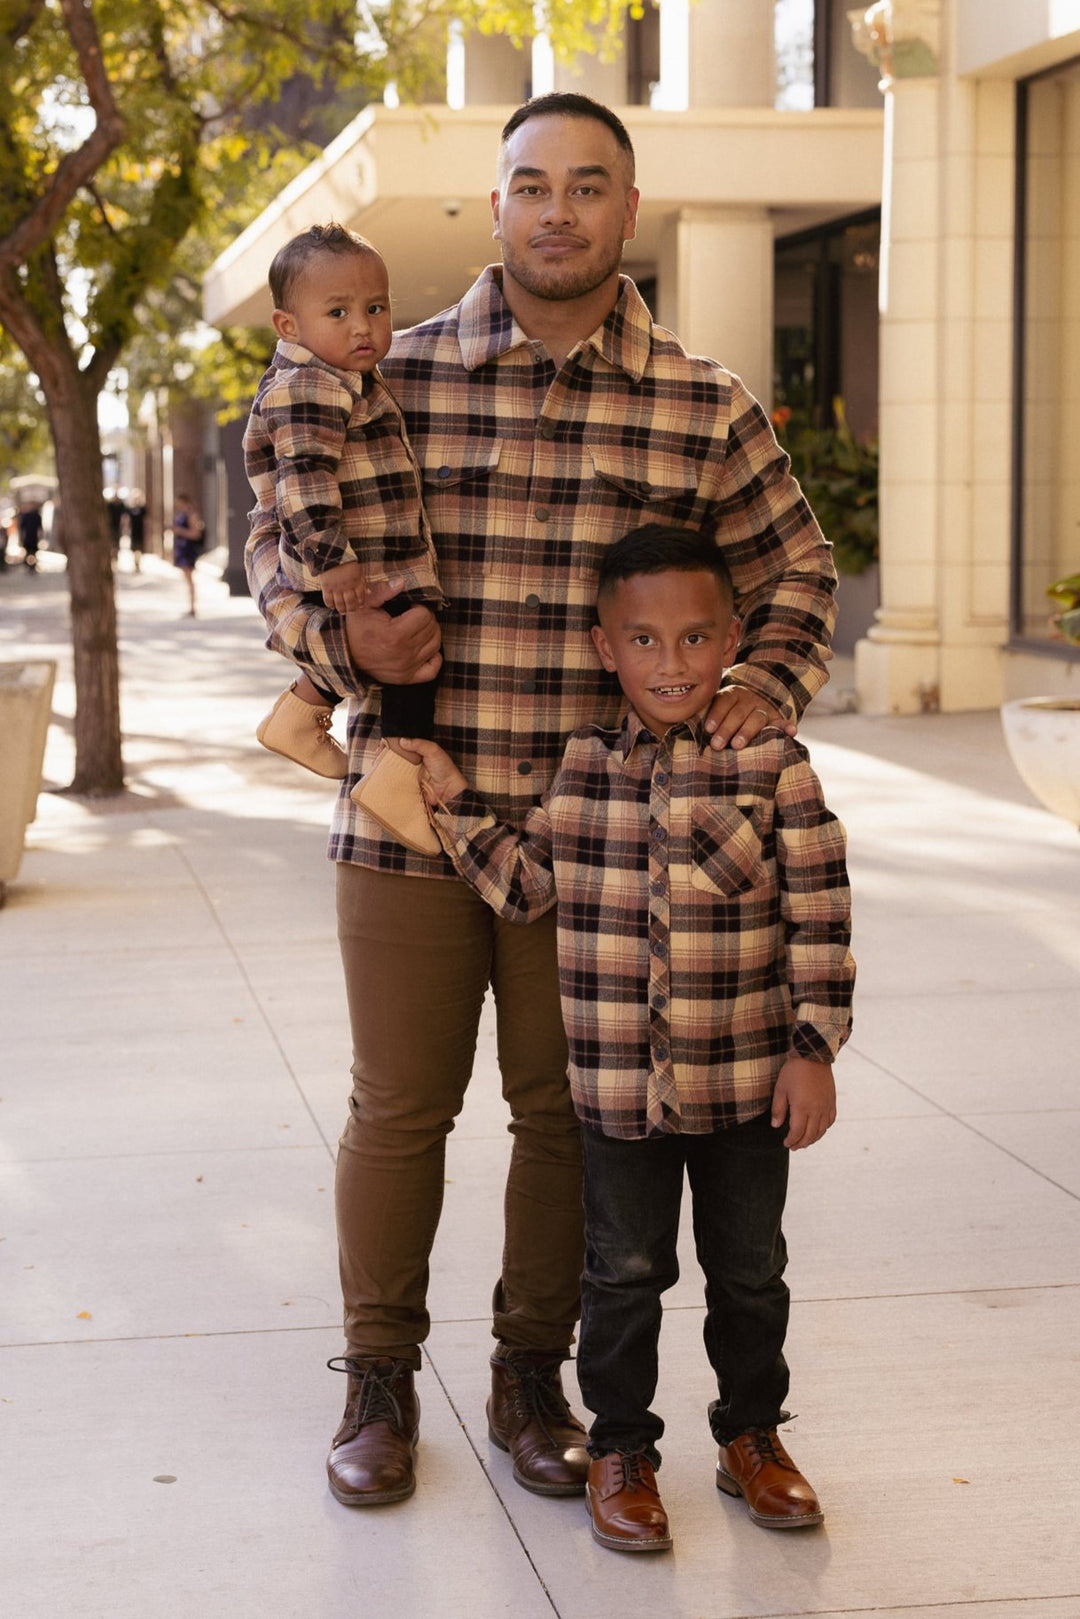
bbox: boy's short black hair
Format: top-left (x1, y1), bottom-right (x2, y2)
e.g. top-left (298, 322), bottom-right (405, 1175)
top-left (268, 223), bottom-right (381, 312)
top-left (597, 524), bottom-right (735, 608)
top-left (500, 93), bottom-right (635, 181)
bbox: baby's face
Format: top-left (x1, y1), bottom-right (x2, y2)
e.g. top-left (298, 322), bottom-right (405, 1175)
top-left (273, 251), bottom-right (392, 374)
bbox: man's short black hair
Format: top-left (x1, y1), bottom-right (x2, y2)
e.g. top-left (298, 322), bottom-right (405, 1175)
top-left (597, 524), bottom-right (735, 608)
top-left (500, 93), bottom-right (635, 180)
top-left (268, 223), bottom-right (381, 312)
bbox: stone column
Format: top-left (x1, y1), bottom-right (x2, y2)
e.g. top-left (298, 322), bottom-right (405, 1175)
top-left (656, 206), bottom-right (774, 406)
top-left (850, 0), bottom-right (944, 713)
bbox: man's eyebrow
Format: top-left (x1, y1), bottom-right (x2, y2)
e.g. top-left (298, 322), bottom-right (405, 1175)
top-left (507, 163), bottom-right (613, 182)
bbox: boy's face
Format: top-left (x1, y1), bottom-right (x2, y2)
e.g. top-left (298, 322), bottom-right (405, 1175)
top-left (591, 567), bottom-right (739, 737)
top-left (271, 251), bottom-right (392, 374)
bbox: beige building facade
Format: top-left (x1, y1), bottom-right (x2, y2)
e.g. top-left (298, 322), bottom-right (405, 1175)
top-left (203, 0), bottom-right (1080, 712)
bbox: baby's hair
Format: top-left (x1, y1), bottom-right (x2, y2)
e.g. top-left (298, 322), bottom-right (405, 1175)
top-left (269, 223), bottom-right (381, 312)
top-left (597, 524), bottom-right (734, 608)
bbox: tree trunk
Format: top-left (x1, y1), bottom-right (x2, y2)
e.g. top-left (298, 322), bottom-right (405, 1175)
top-left (46, 376), bottom-right (125, 795)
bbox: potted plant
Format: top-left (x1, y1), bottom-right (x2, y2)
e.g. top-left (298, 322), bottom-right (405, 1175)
top-left (773, 400), bottom-right (879, 657)
top-left (1000, 570), bottom-right (1080, 827)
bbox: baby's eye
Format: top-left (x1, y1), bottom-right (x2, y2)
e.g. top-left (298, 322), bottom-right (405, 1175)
top-left (367, 302), bottom-right (387, 315)
top-left (328, 306), bottom-right (347, 319)
top-left (631, 634), bottom-right (655, 648)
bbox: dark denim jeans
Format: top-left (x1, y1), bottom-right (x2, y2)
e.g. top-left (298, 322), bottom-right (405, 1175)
top-left (577, 1109), bottom-right (791, 1465)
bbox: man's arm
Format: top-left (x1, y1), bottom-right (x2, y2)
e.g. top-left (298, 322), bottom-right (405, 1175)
top-left (246, 519), bottom-right (442, 700)
top-left (705, 379), bottom-right (838, 750)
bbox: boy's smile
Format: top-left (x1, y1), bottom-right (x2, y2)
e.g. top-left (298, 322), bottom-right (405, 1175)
top-left (591, 567), bottom-right (739, 738)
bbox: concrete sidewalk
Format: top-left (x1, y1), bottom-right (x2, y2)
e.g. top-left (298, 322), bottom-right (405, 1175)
top-left (2, 550), bottom-right (1079, 1619)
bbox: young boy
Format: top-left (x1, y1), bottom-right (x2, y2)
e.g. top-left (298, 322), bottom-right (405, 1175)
top-left (405, 525), bottom-right (854, 1553)
top-left (245, 222), bottom-right (446, 854)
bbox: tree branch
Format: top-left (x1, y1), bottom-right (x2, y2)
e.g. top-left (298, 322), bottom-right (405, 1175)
top-left (0, 0), bottom-right (127, 271)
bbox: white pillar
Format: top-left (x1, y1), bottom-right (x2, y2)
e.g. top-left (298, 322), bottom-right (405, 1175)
top-left (657, 207), bottom-right (774, 406)
top-left (688, 0), bottom-right (774, 109)
top-left (850, 0), bottom-right (945, 713)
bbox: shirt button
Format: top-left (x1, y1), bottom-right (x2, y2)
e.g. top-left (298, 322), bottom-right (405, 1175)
top-left (651, 879), bottom-right (666, 897)
top-left (652, 994), bottom-right (667, 1010)
top-left (521, 678), bottom-right (537, 694)
top-left (641, 481), bottom-right (653, 494)
top-left (436, 466), bottom-right (452, 479)
top-left (535, 508), bottom-right (550, 523)
top-left (655, 771), bottom-right (668, 786)
top-left (540, 423), bottom-right (556, 440)
top-left (525, 593), bottom-right (541, 608)
top-left (517, 761), bottom-right (533, 775)
top-left (653, 940), bottom-right (668, 957)
top-left (652, 825), bottom-right (666, 842)
top-left (654, 1047), bottom-right (668, 1062)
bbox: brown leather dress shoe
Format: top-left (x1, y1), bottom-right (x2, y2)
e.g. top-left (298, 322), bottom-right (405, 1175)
top-left (586, 1453), bottom-right (673, 1552)
top-left (487, 1350), bottom-right (590, 1496)
top-left (715, 1427), bottom-right (823, 1527)
top-left (326, 1356), bottom-right (420, 1506)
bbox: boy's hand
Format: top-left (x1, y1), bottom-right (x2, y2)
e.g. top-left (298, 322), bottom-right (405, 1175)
top-left (343, 578), bottom-right (442, 685)
top-left (771, 1056), bottom-right (836, 1150)
top-left (705, 688), bottom-right (793, 750)
top-left (319, 561), bottom-right (369, 614)
top-left (401, 737), bottom-right (470, 807)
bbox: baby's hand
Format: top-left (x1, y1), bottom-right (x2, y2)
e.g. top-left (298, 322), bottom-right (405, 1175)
top-left (319, 561), bottom-right (368, 613)
top-left (400, 738), bottom-right (470, 807)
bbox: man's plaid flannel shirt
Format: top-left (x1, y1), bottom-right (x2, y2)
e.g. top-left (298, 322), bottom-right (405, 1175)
top-left (245, 268), bottom-right (838, 875)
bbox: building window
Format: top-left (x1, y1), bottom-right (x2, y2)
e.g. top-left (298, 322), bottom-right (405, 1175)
top-left (1013, 58), bottom-right (1080, 649)
top-left (774, 211), bottom-right (880, 439)
top-left (774, 1), bottom-right (880, 110)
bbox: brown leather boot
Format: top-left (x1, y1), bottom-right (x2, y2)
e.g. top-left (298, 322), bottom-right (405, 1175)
top-left (716, 1427), bottom-right (823, 1527)
top-left (586, 1452), bottom-right (673, 1552)
top-left (326, 1356), bottom-right (420, 1506)
top-left (487, 1350), bottom-right (589, 1496)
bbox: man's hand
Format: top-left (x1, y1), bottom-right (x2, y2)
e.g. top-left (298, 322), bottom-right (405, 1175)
top-left (344, 578), bottom-right (442, 686)
top-left (705, 688), bottom-right (793, 750)
top-left (771, 1056), bottom-right (836, 1150)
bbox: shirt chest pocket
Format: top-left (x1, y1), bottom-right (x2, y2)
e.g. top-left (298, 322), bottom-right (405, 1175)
top-left (689, 803), bottom-right (765, 896)
top-left (419, 443), bottom-right (504, 572)
top-left (579, 448), bottom-right (702, 575)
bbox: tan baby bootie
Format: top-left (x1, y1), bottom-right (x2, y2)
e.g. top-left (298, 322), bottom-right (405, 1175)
top-left (350, 743), bottom-right (442, 856)
top-left (256, 684), bottom-right (348, 779)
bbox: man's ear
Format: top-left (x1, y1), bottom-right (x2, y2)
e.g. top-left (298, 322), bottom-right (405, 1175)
top-left (271, 308), bottom-right (296, 341)
top-left (490, 188), bottom-right (501, 240)
top-left (591, 622), bottom-right (618, 673)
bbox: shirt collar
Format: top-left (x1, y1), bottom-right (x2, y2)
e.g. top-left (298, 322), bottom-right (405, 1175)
top-left (620, 706), bottom-right (712, 761)
top-left (271, 339), bottom-right (383, 406)
top-left (457, 267), bottom-right (653, 382)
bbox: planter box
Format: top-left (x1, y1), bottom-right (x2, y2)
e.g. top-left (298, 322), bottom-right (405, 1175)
top-left (1000, 697), bottom-right (1080, 827)
top-left (0, 660), bottom-right (57, 903)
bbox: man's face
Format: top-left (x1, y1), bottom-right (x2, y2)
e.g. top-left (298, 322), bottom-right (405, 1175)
top-left (491, 114), bottom-right (639, 305)
top-left (591, 568), bottom-right (739, 738)
top-left (271, 251), bottom-right (393, 374)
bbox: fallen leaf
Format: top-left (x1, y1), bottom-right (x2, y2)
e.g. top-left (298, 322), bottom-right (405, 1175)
top-left (76, 1311), bottom-right (92, 1319)
top-left (953, 1477), bottom-right (970, 1485)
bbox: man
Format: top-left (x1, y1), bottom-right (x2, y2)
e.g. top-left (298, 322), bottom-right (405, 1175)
top-left (245, 92), bottom-right (837, 1510)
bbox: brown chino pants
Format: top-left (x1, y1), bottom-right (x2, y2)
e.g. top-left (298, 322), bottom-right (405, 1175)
top-left (335, 863), bottom-right (584, 1366)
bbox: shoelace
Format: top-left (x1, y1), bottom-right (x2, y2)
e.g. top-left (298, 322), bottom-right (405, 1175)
top-left (613, 1451), bottom-right (653, 1493)
top-left (504, 1358), bottom-right (573, 1444)
top-left (327, 1356), bottom-right (408, 1435)
top-left (314, 712), bottom-right (335, 743)
top-left (744, 1428), bottom-right (794, 1470)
